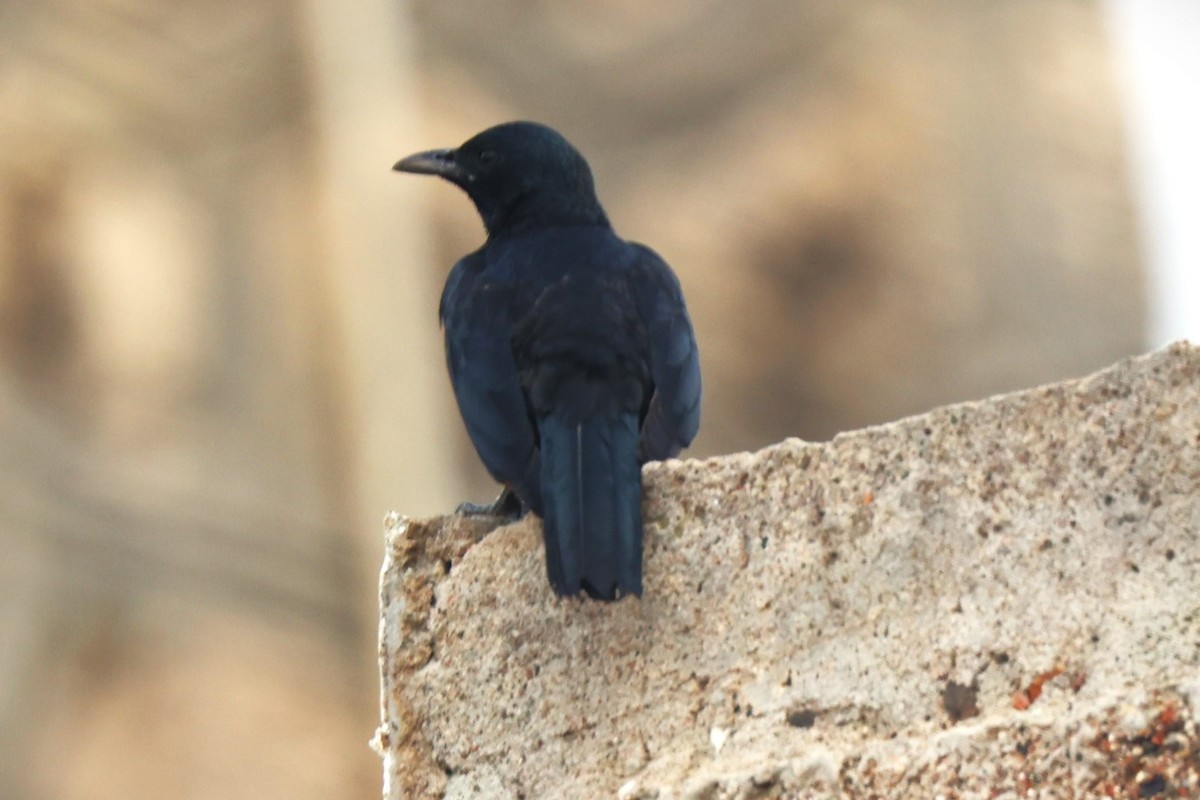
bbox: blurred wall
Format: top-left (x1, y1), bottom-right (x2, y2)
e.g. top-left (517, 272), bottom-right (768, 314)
top-left (404, 0), bottom-right (1145, 502)
top-left (1104, 0), bottom-right (1200, 347)
top-left (0, 1), bottom-right (1147, 798)
top-left (0, 1), bottom-right (428, 797)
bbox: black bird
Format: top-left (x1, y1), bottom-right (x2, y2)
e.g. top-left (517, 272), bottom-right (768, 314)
top-left (394, 121), bottom-right (700, 600)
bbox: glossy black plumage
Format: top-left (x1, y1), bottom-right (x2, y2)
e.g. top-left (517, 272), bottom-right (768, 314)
top-left (394, 121), bottom-right (700, 600)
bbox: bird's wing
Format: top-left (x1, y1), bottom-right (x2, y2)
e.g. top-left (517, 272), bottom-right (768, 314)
top-left (441, 253), bottom-right (542, 512)
top-left (628, 244), bottom-right (701, 462)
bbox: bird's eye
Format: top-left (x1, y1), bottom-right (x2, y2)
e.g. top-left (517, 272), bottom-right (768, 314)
top-left (478, 149), bottom-right (499, 166)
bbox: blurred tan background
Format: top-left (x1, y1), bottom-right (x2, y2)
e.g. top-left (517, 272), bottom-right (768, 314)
top-left (0, 0), bottom-right (1188, 798)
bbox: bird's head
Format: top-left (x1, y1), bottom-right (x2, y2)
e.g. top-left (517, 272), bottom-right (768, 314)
top-left (394, 121), bottom-right (608, 236)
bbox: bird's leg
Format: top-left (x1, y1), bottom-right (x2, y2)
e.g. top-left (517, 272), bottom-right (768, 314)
top-left (455, 487), bottom-right (523, 521)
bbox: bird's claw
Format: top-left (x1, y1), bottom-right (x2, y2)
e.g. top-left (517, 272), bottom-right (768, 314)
top-left (455, 488), bottom-right (522, 521)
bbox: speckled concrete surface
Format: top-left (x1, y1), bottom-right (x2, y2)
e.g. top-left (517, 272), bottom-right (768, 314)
top-left (375, 343), bottom-right (1199, 799)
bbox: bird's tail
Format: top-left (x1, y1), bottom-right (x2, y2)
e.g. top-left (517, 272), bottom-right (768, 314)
top-left (537, 410), bottom-right (643, 600)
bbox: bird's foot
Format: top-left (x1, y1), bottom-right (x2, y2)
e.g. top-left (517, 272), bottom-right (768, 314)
top-left (455, 488), bottom-right (523, 521)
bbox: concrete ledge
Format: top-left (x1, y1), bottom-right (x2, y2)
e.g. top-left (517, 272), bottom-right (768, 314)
top-left (375, 343), bottom-right (1200, 799)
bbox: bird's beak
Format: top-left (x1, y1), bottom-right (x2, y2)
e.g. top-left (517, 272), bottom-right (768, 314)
top-left (393, 148), bottom-right (465, 180)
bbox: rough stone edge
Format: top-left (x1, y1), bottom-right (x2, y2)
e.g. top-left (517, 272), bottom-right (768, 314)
top-left (374, 341), bottom-right (1199, 798)
top-left (372, 513), bottom-right (497, 799)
